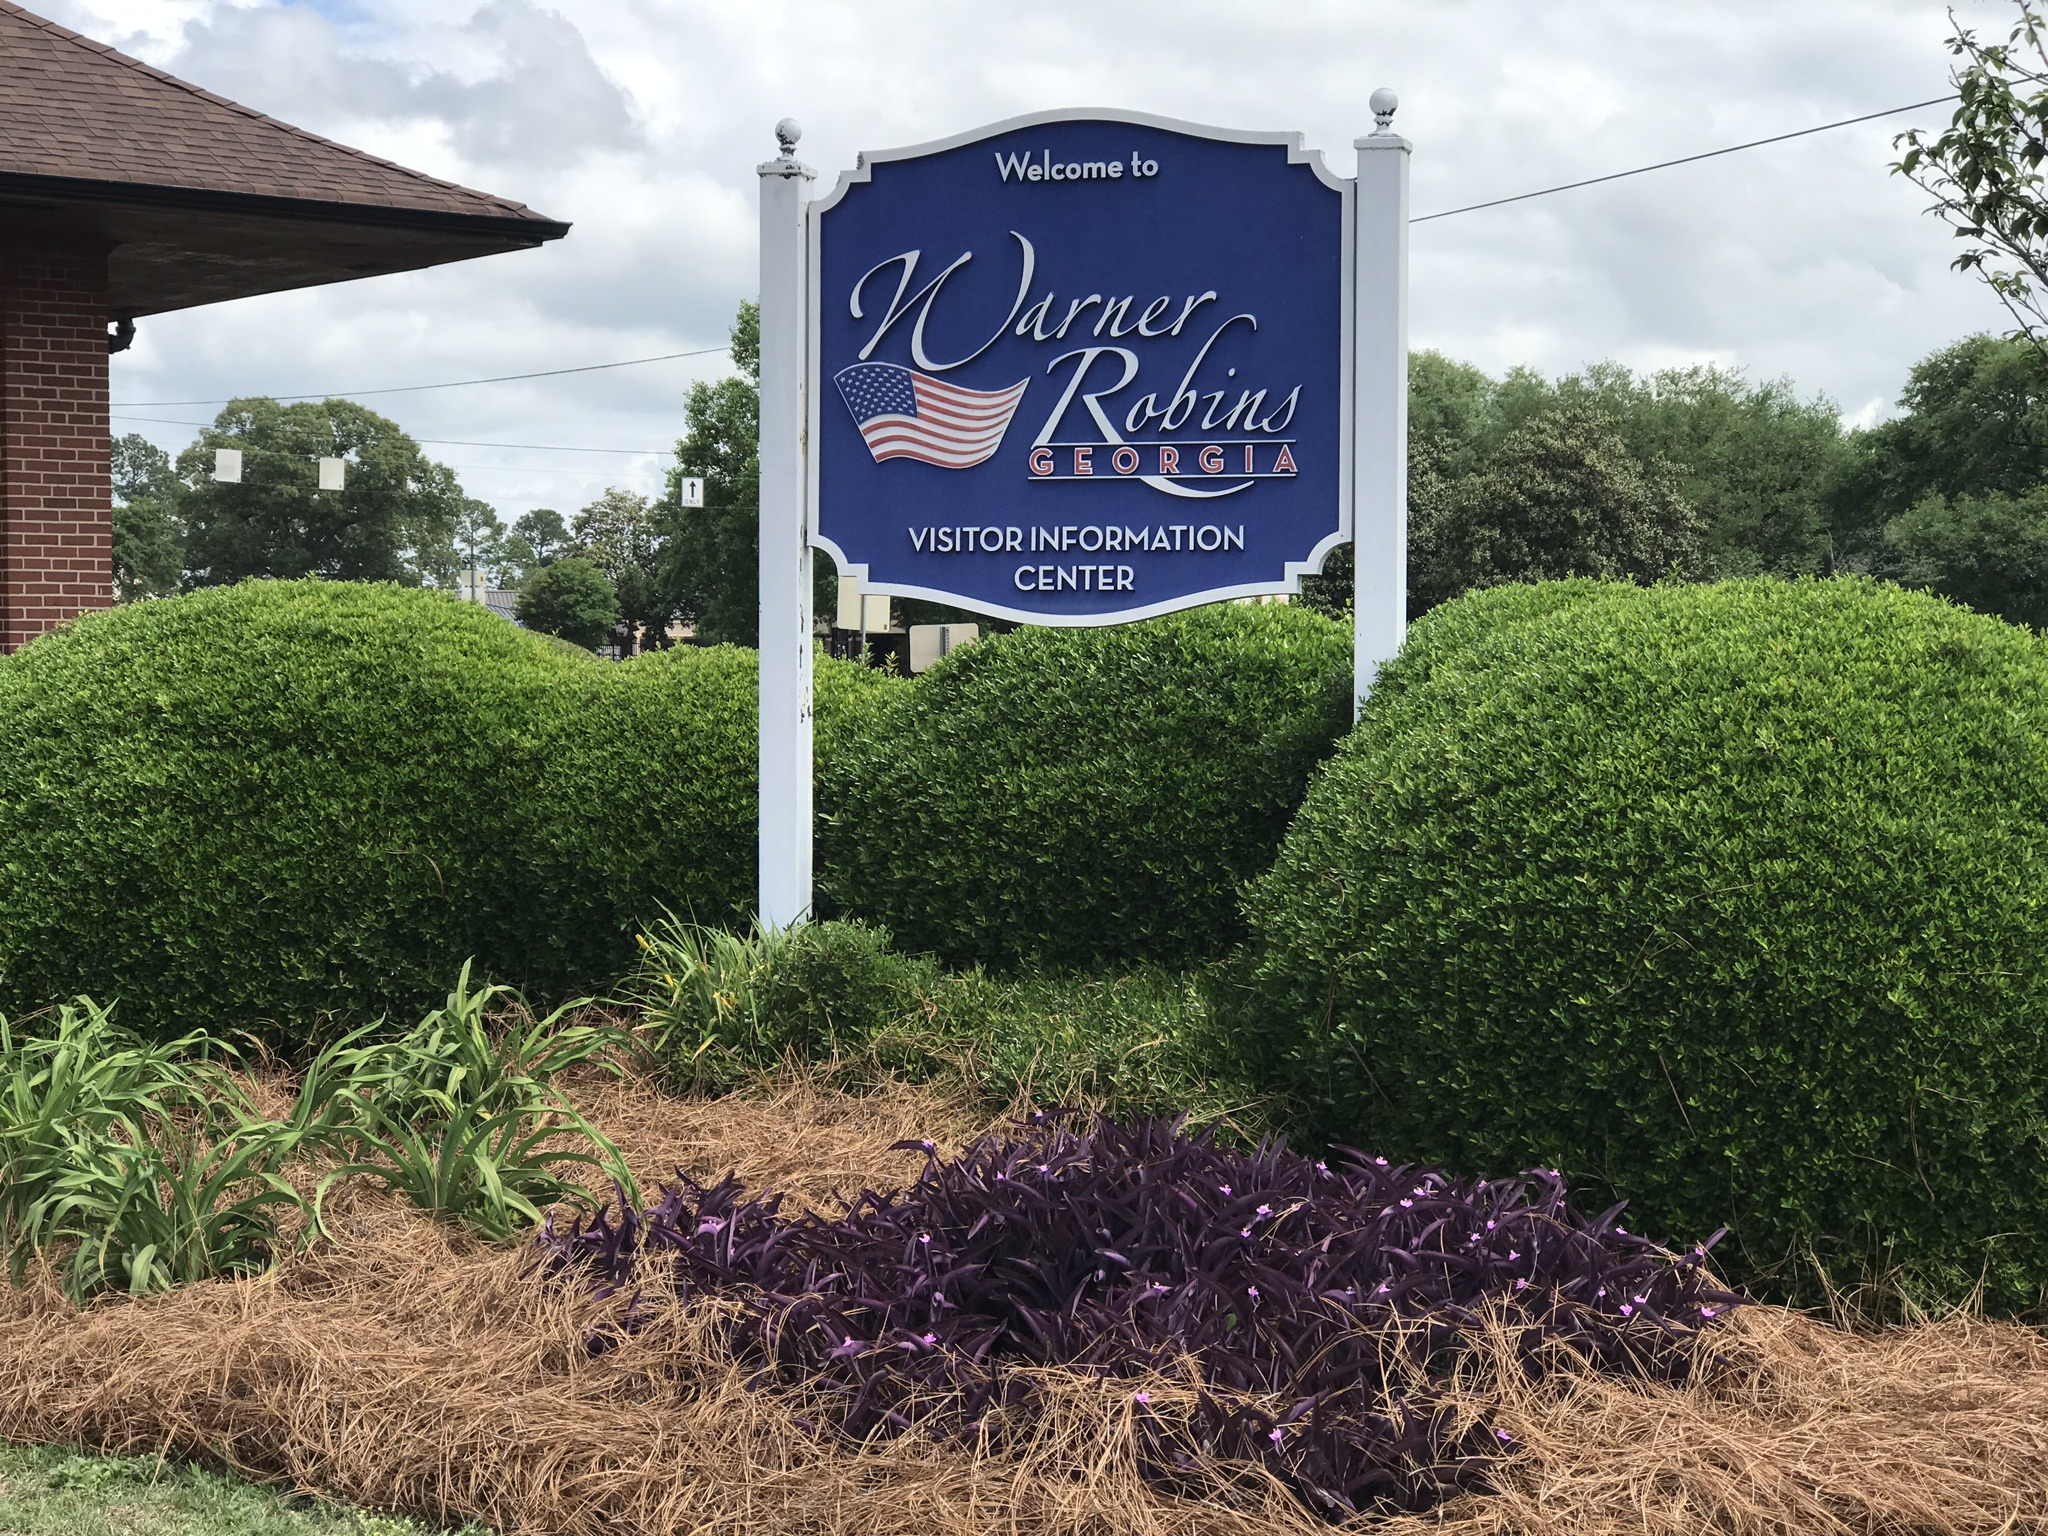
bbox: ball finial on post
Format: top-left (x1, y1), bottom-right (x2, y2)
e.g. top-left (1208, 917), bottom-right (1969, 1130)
top-left (775, 118), bottom-right (803, 157)
top-left (1369, 88), bottom-right (1399, 135)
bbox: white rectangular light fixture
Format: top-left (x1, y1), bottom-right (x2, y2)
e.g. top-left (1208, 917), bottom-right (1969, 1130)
top-left (212, 448), bottom-right (242, 484)
top-left (677, 475), bottom-right (705, 508)
top-left (317, 457), bottom-right (346, 491)
top-left (861, 592), bottom-right (892, 632)
top-left (835, 573), bottom-right (862, 630)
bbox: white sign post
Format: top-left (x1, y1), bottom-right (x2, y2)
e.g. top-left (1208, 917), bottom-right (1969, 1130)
top-left (757, 119), bottom-right (815, 929)
top-left (1352, 89), bottom-right (1410, 717)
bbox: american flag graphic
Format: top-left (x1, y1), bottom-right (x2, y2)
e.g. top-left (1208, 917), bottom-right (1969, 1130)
top-left (834, 363), bottom-right (1028, 469)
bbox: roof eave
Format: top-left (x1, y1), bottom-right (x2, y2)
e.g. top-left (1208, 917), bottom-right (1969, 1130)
top-left (0, 171), bottom-right (572, 243)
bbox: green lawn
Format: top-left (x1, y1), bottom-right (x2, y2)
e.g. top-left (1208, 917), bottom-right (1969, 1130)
top-left (0, 1445), bottom-right (479, 1536)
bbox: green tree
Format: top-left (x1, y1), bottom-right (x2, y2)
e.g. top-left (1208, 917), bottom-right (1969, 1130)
top-left (1825, 335), bottom-right (2048, 626)
top-left (507, 507), bottom-right (569, 582)
top-left (653, 301), bottom-right (835, 643)
top-left (515, 556), bottom-right (617, 649)
top-left (175, 398), bottom-right (464, 587)
top-left (1878, 487), bottom-right (2048, 626)
top-left (1303, 351), bottom-right (1840, 619)
top-left (1831, 335), bottom-right (2043, 612)
top-left (1411, 405), bottom-right (1703, 611)
top-left (1895, 1), bottom-right (2048, 347)
top-left (570, 486), bottom-right (669, 645)
top-left (1828, 335), bottom-right (2048, 534)
top-left (453, 498), bottom-right (512, 588)
top-left (109, 433), bottom-right (183, 600)
top-left (1553, 362), bottom-right (1845, 576)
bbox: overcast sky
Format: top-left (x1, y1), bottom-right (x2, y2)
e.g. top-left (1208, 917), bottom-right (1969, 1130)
top-left (38, 0), bottom-right (2018, 521)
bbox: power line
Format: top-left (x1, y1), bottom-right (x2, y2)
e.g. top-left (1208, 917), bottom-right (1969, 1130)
top-left (1412, 93), bottom-right (1960, 222)
top-left (110, 412), bottom-right (670, 457)
top-left (108, 94), bottom-right (1965, 427)
top-left (109, 344), bottom-right (732, 409)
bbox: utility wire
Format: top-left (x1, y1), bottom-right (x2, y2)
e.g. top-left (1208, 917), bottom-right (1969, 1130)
top-left (110, 411), bottom-right (670, 456)
top-left (108, 94), bottom-right (1965, 425)
top-left (1412, 93), bottom-right (1960, 222)
top-left (109, 344), bottom-right (731, 410)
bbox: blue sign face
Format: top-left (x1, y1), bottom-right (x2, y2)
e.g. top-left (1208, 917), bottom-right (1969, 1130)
top-left (809, 111), bottom-right (1350, 625)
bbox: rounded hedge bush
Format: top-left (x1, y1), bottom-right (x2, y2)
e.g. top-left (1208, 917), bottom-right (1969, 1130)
top-left (820, 602), bottom-right (1352, 969)
top-left (1246, 577), bottom-right (2048, 1309)
top-left (512, 639), bottom-right (904, 989)
top-left (0, 581), bottom-right (899, 1041)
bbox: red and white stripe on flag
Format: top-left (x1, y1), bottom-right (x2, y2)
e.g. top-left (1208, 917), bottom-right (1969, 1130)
top-left (860, 373), bottom-right (1028, 468)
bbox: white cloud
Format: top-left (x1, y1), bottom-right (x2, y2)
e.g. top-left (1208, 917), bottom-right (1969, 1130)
top-left (41, 0), bottom-right (2020, 516)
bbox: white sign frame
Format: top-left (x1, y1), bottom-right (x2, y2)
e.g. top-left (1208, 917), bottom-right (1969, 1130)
top-left (755, 104), bottom-right (1409, 927)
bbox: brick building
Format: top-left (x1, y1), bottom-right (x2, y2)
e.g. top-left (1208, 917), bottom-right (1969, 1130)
top-left (0, 0), bottom-right (568, 650)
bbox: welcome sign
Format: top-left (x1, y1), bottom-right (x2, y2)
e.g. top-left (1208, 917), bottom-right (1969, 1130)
top-left (809, 112), bottom-right (1353, 623)
top-left (753, 103), bottom-right (1409, 924)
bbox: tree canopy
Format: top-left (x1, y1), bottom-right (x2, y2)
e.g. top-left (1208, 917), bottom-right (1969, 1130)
top-left (176, 398), bottom-right (464, 588)
top-left (515, 556), bottom-right (618, 649)
top-left (1410, 404), bottom-right (1704, 612)
top-left (1305, 351), bottom-right (1844, 620)
top-left (653, 301), bottom-right (835, 643)
top-left (1830, 333), bottom-right (2048, 625)
top-left (109, 433), bottom-right (183, 601)
top-left (654, 302), bottom-right (761, 644)
top-left (1895, 1), bottom-right (2048, 347)
top-left (571, 486), bottom-right (667, 643)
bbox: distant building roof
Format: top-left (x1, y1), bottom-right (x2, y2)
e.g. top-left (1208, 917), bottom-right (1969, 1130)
top-left (0, 0), bottom-right (570, 316)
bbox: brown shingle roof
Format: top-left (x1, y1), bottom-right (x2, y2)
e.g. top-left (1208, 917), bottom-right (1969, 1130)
top-left (0, 0), bottom-right (560, 226)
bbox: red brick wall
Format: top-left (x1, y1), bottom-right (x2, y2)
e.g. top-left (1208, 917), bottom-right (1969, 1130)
top-left (0, 240), bottom-right (112, 652)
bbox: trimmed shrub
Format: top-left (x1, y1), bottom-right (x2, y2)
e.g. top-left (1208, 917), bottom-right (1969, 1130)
top-left (464, 640), bottom-right (904, 997)
top-left (0, 581), bottom-right (899, 1041)
top-left (820, 603), bottom-right (1351, 969)
top-left (1246, 577), bottom-right (2048, 1309)
top-left (0, 583), bottom-right (566, 1039)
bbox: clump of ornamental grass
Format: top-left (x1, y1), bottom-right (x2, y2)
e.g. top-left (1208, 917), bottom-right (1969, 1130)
top-left (542, 1111), bottom-right (1739, 1518)
top-left (0, 1000), bottom-right (305, 1300)
top-left (300, 962), bottom-right (637, 1240)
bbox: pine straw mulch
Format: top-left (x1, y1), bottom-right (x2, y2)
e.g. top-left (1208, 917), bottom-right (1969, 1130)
top-left (2, 1069), bottom-right (2047, 1535)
